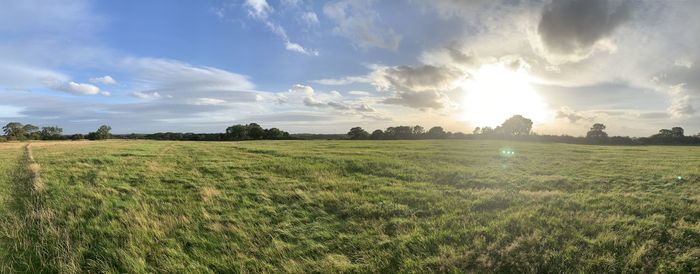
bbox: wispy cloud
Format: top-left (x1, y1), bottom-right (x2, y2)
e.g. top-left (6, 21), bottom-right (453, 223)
top-left (323, 0), bottom-right (401, 51)
top-left (243, 0), bottom-right (318, 55)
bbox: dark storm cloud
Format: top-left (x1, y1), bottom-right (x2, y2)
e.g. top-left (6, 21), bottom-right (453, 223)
top-left (538, 0), bottom-right (631, 55)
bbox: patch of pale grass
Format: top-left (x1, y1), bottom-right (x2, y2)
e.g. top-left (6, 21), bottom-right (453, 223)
top-left (200, 186), bottom-right (221, 203)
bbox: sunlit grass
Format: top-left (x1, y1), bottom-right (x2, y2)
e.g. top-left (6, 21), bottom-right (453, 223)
top-left (1, 140), bottom-right (699, 272)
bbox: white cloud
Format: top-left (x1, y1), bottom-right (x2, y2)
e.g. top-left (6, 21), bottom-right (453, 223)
top-left (121, 57), bottom-right (256, 102)
top-left (132, 91), bottom-right (162, 100)
top-left (90, 75), bottom-right (117, 85)
top-left (667, 84), bottom-right (695, 118)
top-left (323, 0), bottom-right (401, 51)
top-left (348, 91), bottom-right (370, 96)
top-left (300, 11), bottom-right (319, 27)
top-left (0, 105), bottom-right (24, 118)
top-left (289, 84), bottom-right (315, 96)
top-left (311, 76), bottom-right (370, 85)
top-left (193, 98), bottom-right (227, 105)
top-left (239, 0), bottom-right (317, 55)
top-left (285, 41), bottom-right (318, 56)
top-left (43, 79), bottom-right (101, 95)
top-left (244, 0), bottom-right (272, 19)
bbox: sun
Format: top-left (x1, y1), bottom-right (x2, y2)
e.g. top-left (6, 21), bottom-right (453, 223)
top-left (461, 63), bottom-right (552, 127)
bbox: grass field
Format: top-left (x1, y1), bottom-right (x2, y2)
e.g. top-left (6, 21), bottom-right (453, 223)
top-left (0, 140), bottom-right (699, 273)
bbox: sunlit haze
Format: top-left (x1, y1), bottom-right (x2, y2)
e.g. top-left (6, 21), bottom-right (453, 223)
top-left (461, 63), bottom-right (552, 127)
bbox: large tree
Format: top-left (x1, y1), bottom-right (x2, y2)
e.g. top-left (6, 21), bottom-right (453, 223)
top-left (671, 127), bottom-right (684, 137)
top-left (2, 122), bottom-right (26, 140)
top-left (347, 127), bottom-right (369, 140)
top-left (385, 126), bottom-right (413, 139)
top-left (23, 124), bottom-right (40, 140)
top-left (370, 129), bottom-right (384, 140)
top-left (246, 123), bottom-right (264, 140)
top-left (226, 124), bottom-right (247, 140)
top-left (586, 123), bottom-right (608, 139)
top-left (499, 115), bottom-right (533, 136)
top-left (40, 126), bottom-right (63, 140)
top-left (427, 126), bottom-right (448, 139)
top-left (88, 125), bottom-right (112, 140)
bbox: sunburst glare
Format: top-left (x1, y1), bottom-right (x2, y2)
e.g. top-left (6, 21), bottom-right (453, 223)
top-left (461, 63), bottom-right (553, 127)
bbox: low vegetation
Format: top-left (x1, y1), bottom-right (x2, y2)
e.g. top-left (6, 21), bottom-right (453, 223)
top-left (0, 140), bottom-right (698, 272)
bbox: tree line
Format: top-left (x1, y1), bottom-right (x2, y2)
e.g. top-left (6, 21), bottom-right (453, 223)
top-left (347, 115), bottom-right (700, 145)
top-left (143, 123), bottom-right (291, 141)
top-left (3, 117), bottom-right (700, 145)
top-left (1, 123), bottom-right (112, 141)
top-left (1, 122), bottom-right (291, 142)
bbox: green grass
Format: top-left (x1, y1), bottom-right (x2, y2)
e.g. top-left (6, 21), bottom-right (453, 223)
top-left (1, 140), bottom-right (700, 272)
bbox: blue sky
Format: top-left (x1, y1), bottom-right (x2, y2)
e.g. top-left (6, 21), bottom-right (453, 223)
top-left (1, 0), bottom-right (699, 136)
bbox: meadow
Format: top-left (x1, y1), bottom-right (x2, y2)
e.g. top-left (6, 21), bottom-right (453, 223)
top-left (0, 140), bottom-right (699, 273)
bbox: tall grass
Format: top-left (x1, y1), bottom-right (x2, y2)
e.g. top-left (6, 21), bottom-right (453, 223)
top-left (1, 140), bottom-right (699, 272)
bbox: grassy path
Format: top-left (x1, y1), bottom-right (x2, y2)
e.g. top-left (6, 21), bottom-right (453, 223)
top-left (0, 144), bottom-right (76, 273)
top-left (0, 143), bottom-right (25, 272)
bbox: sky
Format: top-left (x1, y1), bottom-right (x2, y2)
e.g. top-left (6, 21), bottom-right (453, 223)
top-left (0, 0), bottom-right (699, 136)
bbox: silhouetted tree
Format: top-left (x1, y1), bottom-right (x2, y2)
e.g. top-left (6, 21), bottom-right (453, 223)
top-left (586, 123), bottom-right (608, 143)
top-left (246, 123), bottom-right (264, 139)
top-left (671, 127), bottom-right (684, 137)
top-left (370, 129), bottom-right (384, 140)
top-left (71, 134), bottom-right (84, 141)
top-left (498, 115), bottom-right (533, 136)
top-left (412, 125), bottom-right (425, 138)
top-left (347, 127), bottom-right (369, 140)
top-left (226, 124), bottom-right (247, 140)
top-left (481, 127), bottom-right (494, 135)
top-left (657, 129), bottom-right (673, 137)
top-left (427, 126), bottom-right (448, 139)
top-left (263, 128), bottom-right (287, 139)
top-left (385, 126), bottom-right (413, 139)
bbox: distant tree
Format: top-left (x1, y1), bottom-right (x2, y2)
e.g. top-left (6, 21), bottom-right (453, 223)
top-left (70, 134), bottom-right (84, 141)
top-left (472, 127), bottom-right (481, 135)
top-left (226, 124), bottom-right (248, 140)
top-left (370, 129), bottom-right (384, 140)
top-left (427, 126), bottom-right (448, 139)
top-left (88, 125), bottom-right (112, 140)
top-left (481, 127), bottom-right (494, 135)
top-left (385, 126), bottom-right (413, 139)
top-left (2, 122), bottom-right (26, 141)
top-left (586, 123), bottom-right (608, 141)
top-left (657, 129), bottom-right (673, 137)
top-left (452, 132), bottom-right (467, 139)
top-left (40, 126), bottom-right (63, 140)
top-left (263, 128), bottom-right (285, 139)
top-left (671, 127), bottom-right (684, 137)
top-left (246, 123), bottom-right (264, 139)
top-left (412, 125), bottom-right (425, 138)
top-left (23, 124), bottom-right (40, 140)
top-left (347, 127), bottom-right (369, 140)
top-left (499, 115), bottom-right (533, 136)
